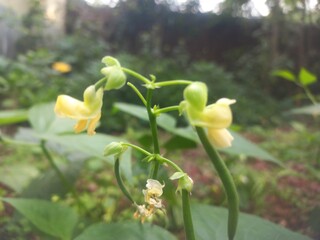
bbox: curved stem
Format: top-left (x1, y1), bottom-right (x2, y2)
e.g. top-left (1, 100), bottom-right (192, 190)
top-left (122, 67), bottom-right (151, 85)
top-left (122, 142), bottom-right (152, 156)
top-left (154, 80), bottom-right (192, 87)
top-left (195, 127), bottom-right (239, 240)
top-left (127, 82), bottom-right (147, 106)
top-left (146, 89), bottom-right (161, 178)
top-left (114, 157), bottom-right (135, 203)
top-left (182, 189), bottom-right (196, 240)
top-left (154, 105), bottom-right (180, 115)
top-left (40, 140), bottom-right (84, 211)
top-left (94, 77), bottom-right (108, 90)
top-left (156, 155), bottom-right (184, 173)
top-left (303, 86), bottom-right (318, 104)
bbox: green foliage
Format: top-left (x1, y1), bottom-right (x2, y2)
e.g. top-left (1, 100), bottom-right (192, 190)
top-left (2, 198), bottom-right (78, 240)
top-left (74, 222), bottom-right (178, 240)
top-left (191, 204), bottom-right (312, 240)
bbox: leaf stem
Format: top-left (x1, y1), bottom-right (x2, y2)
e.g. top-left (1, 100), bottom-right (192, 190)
top-left (154, 80), bottom-right (192, 87)
top-left (127, 82), bottom-right (147, 106)
top-left (122, 142), bottom-right (152, 156)
top-left (195, 127), bottom-right (239, 240)
top-left (122, 67), bottom-right (151, 85)
top-left (40, 140), bottom-right (84, 212)
top-left (154, 105), bottom-right (180, 115)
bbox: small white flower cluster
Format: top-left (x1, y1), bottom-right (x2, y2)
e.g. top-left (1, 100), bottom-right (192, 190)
top-left (134, 179), bottom-right (165, 222)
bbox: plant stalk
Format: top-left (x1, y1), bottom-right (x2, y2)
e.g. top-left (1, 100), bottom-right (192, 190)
top-left (146, 89), bottom-right (161, 178)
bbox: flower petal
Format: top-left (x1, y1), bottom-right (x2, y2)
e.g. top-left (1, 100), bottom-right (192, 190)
top-left (87, 112), bottom-right (101, 135)
top-left (74, 119), bottom-right (87, 133)
top-left (207, 128), bottom-right (234, 148)
top-left (55, 95), bottom-right (92, 119)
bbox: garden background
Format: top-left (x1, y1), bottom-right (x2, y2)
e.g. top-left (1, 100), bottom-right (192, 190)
top-left (0, 0), bottom-right (319, 239)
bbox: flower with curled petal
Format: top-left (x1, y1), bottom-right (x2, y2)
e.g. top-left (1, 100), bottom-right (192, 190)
top-left (54, 85), bottom-right (103, 135)
top-left (182, 82), bottom-right (236, 148)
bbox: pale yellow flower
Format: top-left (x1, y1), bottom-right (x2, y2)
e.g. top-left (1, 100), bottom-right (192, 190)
top-left (201, 98), bottom-right (236, 148)
top-left (54, 85), bottom-right (103, 135)
top-left (183, 92), bottom-right (236, 148)
top-left (52, 61), bottom-right (72, 73)
top-left (142, 179), bottom-right (165, 208)
top-left (134, 179), bottom-right (165, 222)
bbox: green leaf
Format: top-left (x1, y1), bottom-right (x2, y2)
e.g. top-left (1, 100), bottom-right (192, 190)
top-left (21, 161), bottom-right (83, 199)
top-left (74, 221), bottom-right (177, 240)
top-left (115, 102), bottom-right (280, 164)
top-left (1, 198), bottom-right (78, 240)
top-left (163, 135), bottom-right (197, 150)
top-left (28, 102), bottom-right (75, 134)
top-left (288, 104), bottom-right (320, 116)
top-left (0, 109), bottom-right (28, 126)
top-left (192, 204), bottom-right (311, 240)
top-left (14, 127), bottom-right (133, 182)
top-left (298, 68), bottom-right (317, 86)
top-left (0, 164), bottom-right (39, 193)
top-left (272, 70), bottom-right (296, 82)
top-left (224, 131), bottom-right (282, 166)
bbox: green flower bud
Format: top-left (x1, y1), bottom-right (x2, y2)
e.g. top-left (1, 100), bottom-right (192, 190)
top-left (101, 66), bottom-right (127, 90)
top-left (104, 142), bottom-right (127, 157)
top-left (101, 56), bottom-right (121, 67)
top-left (170, 172), bottom-right (194, 193)
top-left (183, 82), bottom-right (208, 111)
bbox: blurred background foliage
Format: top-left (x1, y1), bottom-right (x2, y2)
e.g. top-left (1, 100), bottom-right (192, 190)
top-left (0, 0), bottom-right (319, 239)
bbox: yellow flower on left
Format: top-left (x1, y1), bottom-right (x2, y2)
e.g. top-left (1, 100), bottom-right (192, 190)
top-left (54, 85), bottom-right (104, 135)
top-left (52, 61), bottom-right (72, 73)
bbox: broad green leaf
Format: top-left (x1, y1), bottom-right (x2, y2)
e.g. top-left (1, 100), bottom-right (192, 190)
top-left (163, 135), bottom-right (197, 150)
top-left (0, 164), bottom-right (39, 193)
top-left (74, 221), bottom-right (177, 240)
top-left (115, 102), bottom-right (280, 164)
top-left (28, 102), bottom-right (76, 134)
top-left (0, 109), bottom-right (28, 125)
top-left (14, 128), bottom-right (133, 182)
top-left (272, 70), bottom-right (296, 82)
top-left (288, 104), bottom-right (320, 116)
top-left (298, 68), bottom-right (317, 86)
top-left (224, 131), bottom-right (282, 165)
top-left (21, 161), bottom-right (83, 199)
top-left (192, 204), bottom-right (311, 240)
top-left (1, 198), bottom-right (78, 240)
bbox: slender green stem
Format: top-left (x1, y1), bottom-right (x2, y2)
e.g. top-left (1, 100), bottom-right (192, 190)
top-left (94, 77), bottom-right (108, 90)
top-left (114, 157), bottom-right (135, 203)
top-left (122, 142), bottom-right (152, 156)
top-left (146, 89), bottom-right (161, 178)
top-left (182, 189), bottom-right (196, 240)
top-left (127, 82), bottom-right (147, 106)
top-left (154, 80), bottom-right (192, 87)
top-left (303, 86), bottom-right (318, 104)
top-left (154, 105), bottom-right (180, 115)
top-left (40, 140), bottom-right (84, 211)
top-left (156, 155), bottom-right (184, 173)
top-left (195, 127), bottom-right (239, 240)
top-left (122, 67), bottom-right (151, 84)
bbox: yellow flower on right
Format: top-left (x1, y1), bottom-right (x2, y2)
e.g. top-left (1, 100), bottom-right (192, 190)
top-left (182, 82), bottom-right (236, 148)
